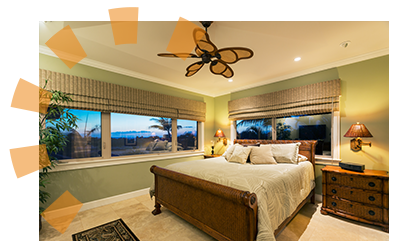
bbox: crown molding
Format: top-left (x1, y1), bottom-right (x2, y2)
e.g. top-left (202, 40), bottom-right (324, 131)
top-left (40, 45), bottom-right (388, 98)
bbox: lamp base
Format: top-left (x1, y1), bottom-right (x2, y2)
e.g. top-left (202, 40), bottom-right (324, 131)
top-left (350, 138), bottom-right (371, 152)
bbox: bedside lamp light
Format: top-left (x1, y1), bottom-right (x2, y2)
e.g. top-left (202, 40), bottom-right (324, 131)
top-left (344, 122), bottom-right (373, 152)
top-left (214, 129), bottom-right (228, 146)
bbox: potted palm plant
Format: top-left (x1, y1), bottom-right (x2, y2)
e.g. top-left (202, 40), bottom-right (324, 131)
top-left (39, 79), bottom-right (78, 231)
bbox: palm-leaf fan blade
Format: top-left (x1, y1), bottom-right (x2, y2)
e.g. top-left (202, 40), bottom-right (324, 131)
top-left (157, 53), bottom-right (198, 58)
top-left (185, 61), bottom-right (204, 77)
top-left (210, 60), bottom-right (234, 78)
top-left (193, 28), bottom-right (218, 54)
top-left (217, 47), bottom-right (254, 64)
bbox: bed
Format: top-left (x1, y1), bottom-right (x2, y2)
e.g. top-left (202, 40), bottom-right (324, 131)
top-left (150, 139), bottom-right (317, 241)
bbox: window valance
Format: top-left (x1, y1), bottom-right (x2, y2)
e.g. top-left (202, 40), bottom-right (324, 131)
top-left (228, 79), bottom-right (341, 120)
top-left (39, 69), bottom-right (206, 122)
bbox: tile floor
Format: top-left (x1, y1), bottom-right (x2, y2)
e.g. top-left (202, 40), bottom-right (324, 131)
top-left (39, 194), bottom-right (389, 241)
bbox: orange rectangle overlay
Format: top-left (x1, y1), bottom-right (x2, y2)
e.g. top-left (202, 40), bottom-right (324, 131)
top-left (11, 79), bottom-right (52, 114)
top-left (9, 144), bottom-right (39, 179)
top-left (45, 25), bottom-right (87, 69)
top-left (109, 7), bottom-right (139, 45)
top-left (167, 17), bottom-right (201, 60)
top-left (39, 87), bottom-right (52, 114)
top-left (42, 191), bottom-right (83, 234)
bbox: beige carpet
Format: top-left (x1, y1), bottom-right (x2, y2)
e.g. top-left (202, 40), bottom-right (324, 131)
top-left (39, 194), bottom-right (389, 241)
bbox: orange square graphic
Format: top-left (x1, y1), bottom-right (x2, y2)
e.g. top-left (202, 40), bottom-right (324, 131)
top-left (11, 79), bottom-right (52, 114)
top-left (167, 17), bottom-right (201, 60)
top-left (109, 7), bottom-right (139, 45)
top-left (42, 191), bottom-right (83, 234)
top-left (10, 144), bottom-right (50, 178)
top-left (45, 25), bottom-right (87, 69)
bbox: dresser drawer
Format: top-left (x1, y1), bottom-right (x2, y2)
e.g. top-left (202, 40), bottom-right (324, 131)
top-left (327, 184), bottom-right (382, 207)
top-left (326, 197), bottom-right (383, 222)
top-left (327, 172), bottom-right (382, 191)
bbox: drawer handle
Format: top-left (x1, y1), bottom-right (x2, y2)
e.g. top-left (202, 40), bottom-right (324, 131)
top-left (332, 189), bottom-right (337, 194)
top-left (369, 196), bottom-right (375, 201)
top-left (369, 210), bottom-right (375, 216)
top-left (331, 177), bottom-right (337, 181)
top-left (369, 182), bottom-right (376, 187)
top-left (331, 202), bottom-right (337, 207)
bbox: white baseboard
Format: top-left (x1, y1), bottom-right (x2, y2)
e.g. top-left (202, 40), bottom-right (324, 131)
top-left (41, 188), bottom-right (150, 220)
top-left (80, 187), bottom-right (150, 212)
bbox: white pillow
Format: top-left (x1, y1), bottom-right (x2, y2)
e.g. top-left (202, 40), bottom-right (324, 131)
top-left (250, 145), bottom-right (277, 164)
top-left (228, 145), bottom-right (252, 164)
top-left (297, 154), bottom-right (308, 163)
top-left (267, 143), bottom-right (301, 164)
top-left (222, 144), bottom-right (237, 161)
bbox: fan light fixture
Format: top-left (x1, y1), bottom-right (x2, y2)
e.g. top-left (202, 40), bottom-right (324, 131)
top-left (158, 21), bottom-right (254, 78)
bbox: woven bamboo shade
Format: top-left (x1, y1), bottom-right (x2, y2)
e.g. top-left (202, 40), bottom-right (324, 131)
top-left (228, 79), bottom-right (341, 120)
top-left (39, 69), bottom-right (206, 122)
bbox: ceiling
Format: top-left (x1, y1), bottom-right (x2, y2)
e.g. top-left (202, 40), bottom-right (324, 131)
top-left (39, 21), bottom-right (389, 97)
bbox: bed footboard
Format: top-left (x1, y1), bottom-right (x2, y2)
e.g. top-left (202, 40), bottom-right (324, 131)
top-left (150, 165), bottom-right (258, 241)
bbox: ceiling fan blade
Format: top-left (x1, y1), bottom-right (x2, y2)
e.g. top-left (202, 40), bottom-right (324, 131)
top-left (185, 61), bottom-right (204, 77)
top-left (193, 28), bottom-right (218, 55)
top-left (209, 60), bottom-right (234, 78)
top-left (216, 47), bottom-right (254, 64)
top-left (157, 53), bottom-right (198, 58)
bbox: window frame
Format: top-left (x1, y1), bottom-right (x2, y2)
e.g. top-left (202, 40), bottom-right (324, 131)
top-left (54, 111), bottom-right (204, 171)
top-left (231, 111), bottom-right (341, 164)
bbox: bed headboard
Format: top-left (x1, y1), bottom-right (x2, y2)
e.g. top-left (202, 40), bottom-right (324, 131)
top-left (233, 139), bottom-right (317, 168)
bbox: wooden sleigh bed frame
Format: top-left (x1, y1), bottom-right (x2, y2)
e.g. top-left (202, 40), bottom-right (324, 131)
top-left (150, 140), bottom-right (317, 241)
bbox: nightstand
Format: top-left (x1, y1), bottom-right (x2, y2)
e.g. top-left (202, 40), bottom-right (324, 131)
top-left (321, 165), bottom-right (389, 232)
top-left (203, 154), bottom-right (222, 159)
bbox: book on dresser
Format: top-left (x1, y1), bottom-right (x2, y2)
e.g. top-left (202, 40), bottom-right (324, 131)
top-left (321, 165), bottom-right (389, 232)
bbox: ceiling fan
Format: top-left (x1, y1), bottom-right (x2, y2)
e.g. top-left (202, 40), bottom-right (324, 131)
top-left (157, 21), bottom-right (254, 78)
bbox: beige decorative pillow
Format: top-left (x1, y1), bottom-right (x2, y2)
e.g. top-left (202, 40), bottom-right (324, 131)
top-left (250, 145), bottom-right (277, 164)
top-left (269, 143), bottom-right (301, 164)
top-left (222, 144), bottom-right (237, 161)
top-left (228, 145), bottom-right (252, 164)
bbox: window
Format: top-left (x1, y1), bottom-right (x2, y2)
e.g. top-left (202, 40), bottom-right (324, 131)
top-left (177, 119), bottom-right (198, 151)
top-left (111, 114), bottom-right (173, 156)
top-left (236, 119), bottom-right (272, 140)
top-left (235, 113), bottom-right (337, 158)
top-left (48, 109), bottom-right (102, 159)
top-left (276, 113), bottom-right (332, 156)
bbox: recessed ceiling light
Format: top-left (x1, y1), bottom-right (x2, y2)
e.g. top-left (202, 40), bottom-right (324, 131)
top-left (340, 40), bottom-right (351, 48)
top-left (228, 79), bottom-right (233, 82)
top-left (294, 57), bottom-right (301, 62)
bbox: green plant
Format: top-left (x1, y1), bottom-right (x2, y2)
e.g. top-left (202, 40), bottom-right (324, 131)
top-left (39, 80), bottom-right (78, 214)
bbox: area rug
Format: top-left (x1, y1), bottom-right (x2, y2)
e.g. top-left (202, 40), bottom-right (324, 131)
top-left (72, 219), bottom-right (140, 241)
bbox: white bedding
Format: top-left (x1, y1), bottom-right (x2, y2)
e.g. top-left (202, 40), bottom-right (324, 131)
top-left (152, 157), bottom-right (315, 241)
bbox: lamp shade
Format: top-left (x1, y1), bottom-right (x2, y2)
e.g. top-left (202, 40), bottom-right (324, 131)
top-left (344, 122), bottom-right (373, 138)
top-left (214, 129), bottom-right (226, 138)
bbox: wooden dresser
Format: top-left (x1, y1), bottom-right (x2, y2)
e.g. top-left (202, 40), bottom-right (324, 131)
top-left (321, 165), bottom-right (389, 232)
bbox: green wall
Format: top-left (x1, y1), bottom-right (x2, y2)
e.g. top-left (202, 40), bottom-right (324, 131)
top-left (41, 54), bottom-right (389, 206)
top-left (338, 55), bottom-right (389, 171)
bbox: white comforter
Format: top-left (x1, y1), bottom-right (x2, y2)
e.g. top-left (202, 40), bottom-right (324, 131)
top-left (153, 157), bottom-right (315, 241)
